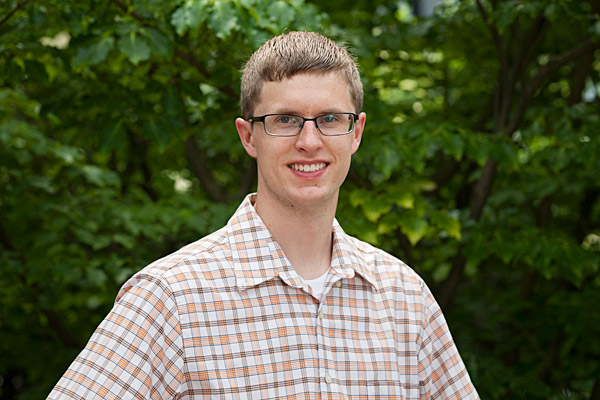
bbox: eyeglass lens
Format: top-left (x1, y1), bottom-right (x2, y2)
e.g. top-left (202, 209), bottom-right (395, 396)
top-left (264, 113), bottom-right (354, 136)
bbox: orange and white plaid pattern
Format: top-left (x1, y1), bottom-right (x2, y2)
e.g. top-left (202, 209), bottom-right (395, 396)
top-left (48, 194), bottom-right (479, 399)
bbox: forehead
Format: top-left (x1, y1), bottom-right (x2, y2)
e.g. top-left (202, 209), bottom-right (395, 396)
top-left (254, 71), bottom-right (353, 114)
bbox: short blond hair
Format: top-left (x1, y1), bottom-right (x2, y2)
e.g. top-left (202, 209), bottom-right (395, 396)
top-left (240, 31), bottom-right (363, 118)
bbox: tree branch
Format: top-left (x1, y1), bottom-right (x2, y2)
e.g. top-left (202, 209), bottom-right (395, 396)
top-left (185, 135), bottom-right (232, 202)
top-left (440, 15), bottom-right (593, 311)
top-left (396, 229), bottom-right (417, 270)
top-left (439, 159), bottom-right (497, 310)
top-left (173, 48), bottom-right (238, 99)
top-left (513, 11), bottom-right (547, 84)
top-left (567, 48), bottom-right (595, 105)
top-left (112, 0), bottom-right (237, 99)
top-left (475, 0), bottom-right (508, 75)
top-left (113, 0), bottom-right (145, 22)
top-left (42, 309), bottom-right (80, 348)
top-left (574, 188), bottom-right (600, 243)
top-left (507, 38), bottom-right (600, 135)
top-left (438, 250), bottom-right (466, 311)
top-left (591, 378), bottom-right (600, 400)
top-left (519, 195), bottom-right (551, 300)
top-left (0, 0), bottom-right (31, 28)
top-left (469, 159), bottom-right (497, 220)
top-left (474, 0), bottom-right (516, 133)
top-left (127, 129), bottom-right (159, 202)
top-left (0, 218), bottom-right (16, 251)
top-left (535, 333), bottom-right (564, 383)
top-left (442, 35), bottom-right (600, 311)
top-left (430, 157), bottom-right (460, 193)
top-left (235, 159), bottom-right (256, 198)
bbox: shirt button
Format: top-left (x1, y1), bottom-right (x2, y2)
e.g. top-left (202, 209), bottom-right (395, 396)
top-left (318, 311), bottom-right (324, 319)
top-left (325, 375), bottom-right (332, 384)
top-left (334, 281), bottom-right (341, 288)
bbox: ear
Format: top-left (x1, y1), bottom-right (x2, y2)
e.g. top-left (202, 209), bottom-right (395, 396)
top-left (351, 112), bottom-right (366, 154)
top-left (236, 117), bottom-right (257, 158)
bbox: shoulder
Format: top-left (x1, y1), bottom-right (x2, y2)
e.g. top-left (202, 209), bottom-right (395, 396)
top-left (117, 225), bottom-right (234, 300)
top-left (343, 232), bottom-right (427, 295)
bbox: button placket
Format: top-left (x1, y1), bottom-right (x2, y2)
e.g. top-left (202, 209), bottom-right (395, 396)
top-left (316, 300), bottom-right (332, 395)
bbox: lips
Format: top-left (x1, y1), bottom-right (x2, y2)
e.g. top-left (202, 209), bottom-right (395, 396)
top-left (288, 162), bottom-right (328, 172)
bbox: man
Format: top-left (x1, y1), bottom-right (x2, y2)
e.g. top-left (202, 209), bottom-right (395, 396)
top-left (49, 31), bottom-right (479, 399)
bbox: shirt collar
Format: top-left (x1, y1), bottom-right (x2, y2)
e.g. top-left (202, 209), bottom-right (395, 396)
top-left (227, 194), bottom-right (379, 292)
top-left (330, 220), bottom-right (380, 291)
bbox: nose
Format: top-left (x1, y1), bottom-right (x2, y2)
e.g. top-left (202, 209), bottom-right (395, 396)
top-left (294, 120), bottom-right (323, 152)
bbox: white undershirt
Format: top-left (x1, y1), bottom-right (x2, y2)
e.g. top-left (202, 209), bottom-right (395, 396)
top-left (304, 271), bottom-right (329, 299)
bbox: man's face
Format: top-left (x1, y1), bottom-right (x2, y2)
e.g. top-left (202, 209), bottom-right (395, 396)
top-left (236, 71), bottom-right (366, 211)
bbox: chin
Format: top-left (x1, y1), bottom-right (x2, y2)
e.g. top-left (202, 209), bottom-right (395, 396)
top-left (289, 187), bottom-right (338, 207)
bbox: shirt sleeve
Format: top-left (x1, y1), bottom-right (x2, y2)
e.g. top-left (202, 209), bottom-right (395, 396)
top-left (47, 274), bottom-right (185, 400)
top-left (417, 280), bottom-right (479, 400)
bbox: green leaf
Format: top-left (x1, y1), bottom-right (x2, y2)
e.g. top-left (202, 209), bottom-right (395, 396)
top-left (171, 0), bottom-right (210, 36)
top-left (490, 140), bottom-right (518, 169)
top-left (395, 1), bottom-right (414, 23)
top-left (268, 1), bottom-right (295, 29)
top-left (543, 3), bottom-right (558, 19)
top-left (162, 87), bottom-right (183, 116)
top-left (590, 20), bottom-right (600, 37)
top-left (399, 215), bottom-right (428, 246)
top-left (30, 6), bottom-right (46, 27)
top-left (440, 130), bottom-right (464, 160)
top-left (463, 235), bottom-right (489, 268)
top-left (81, 165), bottom-right (120, 187)
top-left (132, 0), bottom-right (169, 14)
top-left (373, 145), bottom-right (400, 179)
top-left (52, 146), bottom-right (82, 164)
top-left (238, 0), bottom-right (256, 7)
top-left (394, 192), bottom-right (414, 209)
top-left (141, 28), bottom-right (172, 57)
top-left (73, 36), bottom-right (115, 67)
top-left (432, 262), bottom-right (451, 282)
top-left (349, 188), bottom-right (369, 208)
top-left (430, 211), bottom-right (461, 240)
top-left (142, 115), bottom-right (184, 151)
top-left (86, 269), bottom-right (107, 287)
top-left (97, 119), bottom-right (126, 153)
top-left (362, 196), bottom-right (391, 222)
top-left (465, 134), bottom-right (490, 166)
top-left (118, 32), bottom-right (152, 65)
top-left (414, 179), bottom-right (437, 192)
top-left (209, 1), bottom-right (239, 40)
top-left (349, 189), bottom-right (391, 222)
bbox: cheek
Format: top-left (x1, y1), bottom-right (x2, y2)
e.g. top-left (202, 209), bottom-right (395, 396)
top-left (334, 146), bottom-right (353, 171)
top-left (351, 139), bottom-right (360, 154)
top-left (255, 140), bottom-right (283, 169)
top-left (337, 139), bottom-right (356, 159)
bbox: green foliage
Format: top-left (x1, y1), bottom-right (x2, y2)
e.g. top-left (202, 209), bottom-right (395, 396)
top-left (1, 0), bottom-right (599, 398)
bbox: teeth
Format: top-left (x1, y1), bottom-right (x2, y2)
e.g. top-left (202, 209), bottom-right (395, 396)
top-left (290, 163), bottom-right (327, 172)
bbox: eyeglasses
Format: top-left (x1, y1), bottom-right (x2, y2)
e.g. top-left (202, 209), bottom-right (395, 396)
top-left (248, 113), bottom-right (359, 137)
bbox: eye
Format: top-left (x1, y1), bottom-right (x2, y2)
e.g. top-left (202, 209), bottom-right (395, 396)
top-left (319, 114), bottom-right (343, 125)
top-left (323, 114), bottom-right (337, 123)
top-left (276, 115), bottom-right (296, 124)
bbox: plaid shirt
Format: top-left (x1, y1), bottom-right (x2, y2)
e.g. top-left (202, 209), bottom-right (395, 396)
top-left (49, 194), bottom-right (479, 399)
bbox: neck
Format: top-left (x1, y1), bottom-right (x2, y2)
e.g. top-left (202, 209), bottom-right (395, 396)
top-left (253, 193), bottom-right (337, 280)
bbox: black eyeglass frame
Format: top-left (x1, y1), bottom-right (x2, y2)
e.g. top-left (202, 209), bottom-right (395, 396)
top-left (248, 113), bottom-right (360, 137)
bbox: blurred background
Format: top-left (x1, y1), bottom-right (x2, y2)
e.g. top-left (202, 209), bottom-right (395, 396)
top-left (1, 0), bottom-right (599, 398)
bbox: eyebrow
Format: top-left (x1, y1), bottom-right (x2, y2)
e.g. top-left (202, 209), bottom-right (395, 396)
top-left (267, 108), bottom-right (349, 116)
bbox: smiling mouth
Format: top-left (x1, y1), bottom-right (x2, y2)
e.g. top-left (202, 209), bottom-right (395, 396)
top-left (289, 162), bottom-right (328, 172)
